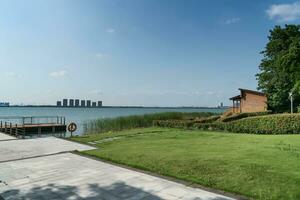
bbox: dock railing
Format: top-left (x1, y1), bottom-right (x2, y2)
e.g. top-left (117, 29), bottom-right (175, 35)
top-left (0, 116), bottom-right (66, 138)
top-left (0, 116), bottom-right (65, 126)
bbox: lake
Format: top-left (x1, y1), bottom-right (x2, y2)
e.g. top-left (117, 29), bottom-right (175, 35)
top-left (0, 107), bottom-right (226, 135)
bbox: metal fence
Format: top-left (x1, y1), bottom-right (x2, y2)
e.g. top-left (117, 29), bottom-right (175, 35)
top-left (0, 116), bottom-right (65, 125)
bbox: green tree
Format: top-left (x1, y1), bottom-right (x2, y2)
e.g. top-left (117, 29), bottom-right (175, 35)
top-left (257, 25), bottom-right (300, 112)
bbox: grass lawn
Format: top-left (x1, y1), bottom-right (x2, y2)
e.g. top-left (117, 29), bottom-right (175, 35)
top-left (71, 127), bottom-right (300, 200)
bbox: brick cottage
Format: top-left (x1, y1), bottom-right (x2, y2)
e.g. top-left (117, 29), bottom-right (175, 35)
top-left (229, 88), bottom-right (267, 113)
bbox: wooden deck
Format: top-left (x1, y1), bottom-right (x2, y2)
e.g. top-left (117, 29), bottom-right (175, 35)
top-left (0, 116), bottom-right (67, 138)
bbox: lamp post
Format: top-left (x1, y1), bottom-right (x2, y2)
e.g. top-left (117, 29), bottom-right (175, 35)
top-left (289, 91), bottom-right (293, 114)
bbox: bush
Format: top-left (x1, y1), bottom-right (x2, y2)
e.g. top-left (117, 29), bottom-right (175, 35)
top-left (203, 114), bottom-right (300, 134)
top-left (155, 114), bottom-right (300, 134)
top-left (298, 105), bottom-right (300, 113)
top-left (193, 122), bottom-right (222, 130)
top-left (221, 114), bottom-right (300, 134)
top-left (85, 112), bottom-right (215, 134)
top-left (153, 120), bottom-right (194, 128)
top-left (219, 111), bottom-right (271, 122)
top-left (194, 115), bottom-right (220, 123)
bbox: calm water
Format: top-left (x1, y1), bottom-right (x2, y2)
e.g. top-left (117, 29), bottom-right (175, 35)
top-left (0, 107), bottom-right (226, 135)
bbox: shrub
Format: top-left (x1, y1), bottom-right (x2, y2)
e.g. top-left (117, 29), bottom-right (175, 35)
top-left (194, 115), bottom-right (220, 123)
top-left (193, 122), bottom-right (222, 131)
top-left (222, 114), bottom-right (300, 134)
top-left (155, 114), bottom-right (300, 134)
top-left (153, 120), bottom-right (194, 128)
top-left (219, 111), bottom-right (272, 122)
top-left (203, 114), bottom-right (300, 134)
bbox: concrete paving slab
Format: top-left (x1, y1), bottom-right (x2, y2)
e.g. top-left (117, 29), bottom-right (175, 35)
top-left (0, 153), bottom-right (234, 200)
top-left (0, 137), bottom-right (95, 162)
top-left (0, 133), bottom-right (16, 141)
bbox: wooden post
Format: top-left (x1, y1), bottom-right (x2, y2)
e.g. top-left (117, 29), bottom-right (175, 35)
top-left (15, 124), bottom-right (18, 136)
top-left (4, 122), bottom-right (7, 133)
top-left (9, 123), bottom-right (12, 135)
top-left (233, 100), bottom-right (235, 113)
top-left (22, 124), bottom-right (25, 138)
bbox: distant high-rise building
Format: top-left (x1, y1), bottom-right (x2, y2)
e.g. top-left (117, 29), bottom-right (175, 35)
top-left (220, 102), bottom-right (224, 107)
top-left (63, 99), bottom-right (68, 107)
top-left (81, 100), bottom-right (86, 107)
top-left (57, 99), bottom-right (102, 107)
top-left (86, 100), bottom-right (91, 107)
top-left (75, 99), bottom-right (80, 107)
top-left (69, 99), bottom-right (74, 107)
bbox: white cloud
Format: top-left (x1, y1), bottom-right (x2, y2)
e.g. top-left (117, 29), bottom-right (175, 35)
top-left (206, 91), bottom-right (223, 98)
top-left (90, 90), bottom-right (103, 95)
top-left (267, 2), bottom-right (300, 22)
top-left (207, 91), bottom-right (216, 95)
top-left (49, 70), bottom-right (67, 77)
top-left (95, 53), bottom-right (109, 59)
top-left (225, 17), bottom-right (241, 25)
top-left (4, 72), bottom-right (16, 77)
top-left (106, 28), bottom-right (115, 33)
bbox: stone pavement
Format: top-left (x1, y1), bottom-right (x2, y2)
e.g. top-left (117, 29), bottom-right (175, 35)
top-left (0, 133), bottom-right (16, 141)
top-left (0, 137), bottom-right (95, 162)
top-left (0, 153), bottom-right (234, 200)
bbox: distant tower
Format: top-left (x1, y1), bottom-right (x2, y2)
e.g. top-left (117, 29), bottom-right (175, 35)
top-left (92, 102), bottom-right (97, 107)
top-left (56, 101), bottom-right (62, 107)
top-left (97, 101), bottom-right (102, 107)
top-left (63, 99), bottom-right (68, 107)
top-left (220, 102), bottom-right (224, 107)
top-left (81, 100), bottom-right (86, 107)
top-left (75, 99), bottom-right (80, 107)
top-left (69, 99), bottom-right (74, 107)
top-left (86, 100), bottom-right (91, 107)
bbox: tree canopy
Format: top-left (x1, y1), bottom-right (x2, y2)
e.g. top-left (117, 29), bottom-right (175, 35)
top-left (257, 25), bottom-right (300, 112)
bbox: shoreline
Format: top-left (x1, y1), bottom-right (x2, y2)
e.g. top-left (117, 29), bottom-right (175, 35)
top-left (0, 105), bottom-right (229, 109)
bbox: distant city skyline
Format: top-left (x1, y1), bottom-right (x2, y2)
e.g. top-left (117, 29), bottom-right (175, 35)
top-left (57, 98), bottom-right (102, 107)
top-left (1, 0), bottom-right (299, 106)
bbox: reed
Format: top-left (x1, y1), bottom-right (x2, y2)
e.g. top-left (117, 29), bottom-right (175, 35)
top-left (84, 112), bottom-right (214, 134)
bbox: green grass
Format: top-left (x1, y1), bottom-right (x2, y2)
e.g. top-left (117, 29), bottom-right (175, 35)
top-left (72, 127), bottom-right (300, 200)
top-left (83, 112), bottom-right (215, 134)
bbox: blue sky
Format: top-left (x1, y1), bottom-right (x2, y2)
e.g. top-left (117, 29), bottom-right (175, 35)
top-left (0, 0), bottom-right (300, 106)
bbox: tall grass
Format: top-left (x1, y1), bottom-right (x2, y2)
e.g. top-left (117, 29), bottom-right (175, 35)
top-left (84, 112), bottom-right (215, 134)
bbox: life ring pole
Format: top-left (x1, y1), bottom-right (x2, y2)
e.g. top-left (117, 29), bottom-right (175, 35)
top-left (67, 122), bottom-right (77, 137)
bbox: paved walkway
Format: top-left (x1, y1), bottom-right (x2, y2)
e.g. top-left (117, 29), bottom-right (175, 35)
top-left (0, 153), bottom-right (233, 200)
top-left (0, 137), bottom-right (95, 162)
top-left (0, 136), bottom-right (235, 200)
top-left (0, 133), bottom-right (16, 141)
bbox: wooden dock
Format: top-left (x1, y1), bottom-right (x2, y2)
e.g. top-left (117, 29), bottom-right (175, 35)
top-left (0, 116), bottom-right (67, 138)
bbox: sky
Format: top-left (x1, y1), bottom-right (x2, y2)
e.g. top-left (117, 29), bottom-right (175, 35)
top-left (0, 0), bottom-right (300, 107)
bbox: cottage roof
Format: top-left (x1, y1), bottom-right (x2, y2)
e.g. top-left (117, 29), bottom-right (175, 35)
top-left (229, 95), bottom-right (242, 100)
top-left (229, 88), bottom-right (265, 100)
top-left (238, 88), bottom-right (265, 96)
